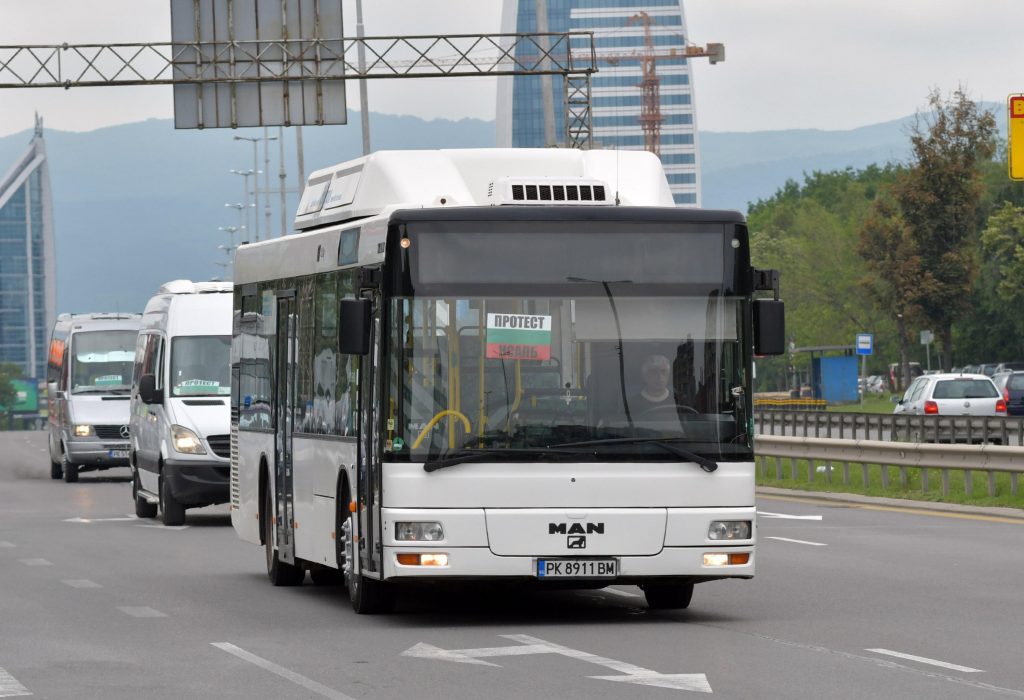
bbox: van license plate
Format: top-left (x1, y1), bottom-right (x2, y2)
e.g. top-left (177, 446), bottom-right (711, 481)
top-left (108, 450), bottom-right (128, 459)
top-left (536, 559), bottom-right (616, 578)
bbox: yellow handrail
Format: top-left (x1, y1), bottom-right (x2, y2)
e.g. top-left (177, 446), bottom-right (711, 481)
top-left (412, 409), bottom-right (472, 449)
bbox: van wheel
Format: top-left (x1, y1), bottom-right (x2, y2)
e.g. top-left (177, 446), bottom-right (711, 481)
top-left (263, 484), bottom-right (304, 586)
top-left (160, 477), bottom-right (186, 526)
top-left (50, 460), bottom-right (62, 480)
top-left (642, 582), bottom-right (694, 610)
top-left (134, 470), bottom-right (157, 518)
top-left (62, 454), bottom-right (79, 483)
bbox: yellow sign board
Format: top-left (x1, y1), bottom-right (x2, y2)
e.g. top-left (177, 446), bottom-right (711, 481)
top-left (1009, 95), bottom-right (1024, 180)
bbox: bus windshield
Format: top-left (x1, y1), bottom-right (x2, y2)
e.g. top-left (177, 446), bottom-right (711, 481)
top-left (170, 336), bottom-right (232, 397)
top-left (385, 293), bottom-right (750, 463)
top-left (70, 330), bottom-right (137, 393)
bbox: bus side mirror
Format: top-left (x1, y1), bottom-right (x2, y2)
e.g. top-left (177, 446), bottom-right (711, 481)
top-left (753, 299), bottom-right (785, 356)
top-left (339, 298), bottom-right (372, 355)
top-left (139, 374), bottom-right (162, 405)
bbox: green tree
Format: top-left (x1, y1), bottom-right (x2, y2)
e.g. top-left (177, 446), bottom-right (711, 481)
top-left (858, 192), bottom-right (929, 389)
top-left (894, 88), bottom-right (997, 370)
top-left (0, 363), bottom-right (21, 430)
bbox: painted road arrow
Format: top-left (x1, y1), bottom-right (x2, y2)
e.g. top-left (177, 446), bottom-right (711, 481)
top-left (403, 633), bottom-right (711, 693)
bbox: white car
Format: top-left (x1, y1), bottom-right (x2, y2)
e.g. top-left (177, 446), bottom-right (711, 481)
top-left (893, 373), bottom-right (1005, 417)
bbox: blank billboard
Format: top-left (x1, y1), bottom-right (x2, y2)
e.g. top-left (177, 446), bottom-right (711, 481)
top-left (171, 0), bottom-right (346, 129)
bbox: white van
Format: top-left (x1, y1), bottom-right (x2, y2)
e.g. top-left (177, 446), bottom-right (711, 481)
top-left (47, 313), bottom-right (142, 482)
top-left (129, 280), bottom-right (233, 525)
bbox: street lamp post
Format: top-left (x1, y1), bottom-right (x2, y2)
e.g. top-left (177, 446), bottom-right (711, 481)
top-left (229, 169), bottom-right (255, 240)
top-left (224, 203), bottom-right (247, 243)
top-left (234, 135), bottom-right (262, 241)
top-left (262, 128), bottom-right (278, 239)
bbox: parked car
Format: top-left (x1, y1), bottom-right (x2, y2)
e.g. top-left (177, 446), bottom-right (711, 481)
top-left (892, 373), bottom-right (1005, 442)
top-left (888, 362), bottom-right (923, 393)
top-left (993, 361), bottom-right (1024, 374)
top-left (978, 363), bottom-right (999, 377)
top-left (992, 371), bottom-right (1024, 416)
top-left (962, 364), bottom-right (981, 374)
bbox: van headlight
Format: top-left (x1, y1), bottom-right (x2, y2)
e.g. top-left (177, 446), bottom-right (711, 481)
top-left (708, 520), bottom-right (751, 540)
top-left (171, 425), bottom-right (206, 454)
top-left (395, 521), bottom-right (444, 542)
top-left (73, 424), bottom-right (93, 437)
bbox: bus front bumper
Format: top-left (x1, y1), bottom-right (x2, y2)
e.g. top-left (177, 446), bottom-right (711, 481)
top-left (381, 545), bottom-right (754, 582)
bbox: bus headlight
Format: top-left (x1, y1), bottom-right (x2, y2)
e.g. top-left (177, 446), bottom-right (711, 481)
top-left (708, 520), bottom-right (751, 540)
top-left (171, 425), bottom-right (206, 454)
top-left (73, 424), bottom-right (93, 437)
top-left (395, 521), bottom-right (444, 542)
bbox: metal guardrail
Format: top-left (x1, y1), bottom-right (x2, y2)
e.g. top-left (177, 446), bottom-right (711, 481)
top-left (755, 434), bottom-right (1022, 498)
top-left (755, 409), bottom-right (1024, 446)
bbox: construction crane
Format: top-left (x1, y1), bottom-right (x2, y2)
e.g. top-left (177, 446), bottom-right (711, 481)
top-left (601, 12), bottom-right (723, 156)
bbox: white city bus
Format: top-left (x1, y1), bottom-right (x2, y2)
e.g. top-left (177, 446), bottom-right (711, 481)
top-left (231, 149), bottom-right (784, 613)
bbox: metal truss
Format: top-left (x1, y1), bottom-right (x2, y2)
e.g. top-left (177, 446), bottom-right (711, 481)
top-left (0, 32), bottom-right (595, 87)
top-left (564, 74), bottom-right (593, 150)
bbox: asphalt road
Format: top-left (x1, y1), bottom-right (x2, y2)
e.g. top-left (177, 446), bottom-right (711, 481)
top-left (2, 430), bottom-right (1022, 699)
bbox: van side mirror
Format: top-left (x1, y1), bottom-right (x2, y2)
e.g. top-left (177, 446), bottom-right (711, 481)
top-left (753, 299), bottom-right (785, 356)
top-left (139, 374), bottom-right (162, 405)
top-left (338, 298), bottom-right (372, 355)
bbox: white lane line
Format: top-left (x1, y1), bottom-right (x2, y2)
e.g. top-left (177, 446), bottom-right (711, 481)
top-left (117, 606), bottom-right (167, 618)
top-left (757, 511), bottom-right (823, 520)
top-left (18, 559), bottom-right (53, 566)
top-left (0, 542), bottom-right (15, 548)
top-left (765, 536), bottom-right (827, 547)
top-left (0, 666), bottom-right (31, 697)
top-left (866, 649), bottom-right (983, 673)
top-left (62, 579), bottom-right (102, 589)
top-left (601, 587), bottom-right (641, 598)
top-left (212, 643), bottom-right (358, 700)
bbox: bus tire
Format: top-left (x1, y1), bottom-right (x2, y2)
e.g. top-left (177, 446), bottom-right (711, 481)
top-left (642, 582), bottom-right (694, 610)
top-left (263, 484), bottom-right (304, 586)
top-left (339, 482), bottom-right (394, 614)
top-left (160, 476), bottom-right (186, 526)
top-left (133, 469), bottom-right (157, 518)
top-left (50, 460), bottom-right (62, 480)
top-left (62, 453), bottom-right (79, 483)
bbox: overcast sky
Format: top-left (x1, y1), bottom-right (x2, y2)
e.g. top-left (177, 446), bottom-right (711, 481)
top-left (0, 1), bottom-right (1021, 138)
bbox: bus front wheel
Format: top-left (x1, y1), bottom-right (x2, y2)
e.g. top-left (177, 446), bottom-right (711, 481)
top-left (340, 486), bottom-right (394, 614)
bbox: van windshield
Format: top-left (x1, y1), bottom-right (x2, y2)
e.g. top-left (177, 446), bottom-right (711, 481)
top-left (170, 336), bottom-right (231, 397)
top-left (70, 330), bottom-right (137, 393)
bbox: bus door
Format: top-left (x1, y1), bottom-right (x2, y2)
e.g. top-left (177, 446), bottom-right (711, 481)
top-left (274, 292), bottom-right (297, 565)
top-left (357, 289), bottom-right (382, 576)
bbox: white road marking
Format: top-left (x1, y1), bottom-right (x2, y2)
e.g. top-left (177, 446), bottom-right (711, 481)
top-left (18, 559), bottom-right (52, 566)
top-left (0, 666), bottom-right (31, 697)
top-left (117, 606), bottom-right (167, 618)
top-left (866, 649), bottom-right (983, 673)
top-left (403, 634), bottom-right (711, 693)
top-left (63, 516), bottom-right (138, 524)
top-left (601, 587), bottom-right (641, 598)
top-left (212, 643), bottom-right (358, 700)
top-left (62, 579), bottom-right (102, 589)
top-left (136, 524), bottom-right (190, 531)
top-left (757, 511), bottom-right (823, 520)
top-left (765, 536), bottom-right (827, 547)
top-left (0, 542), bottom-right (15, 548)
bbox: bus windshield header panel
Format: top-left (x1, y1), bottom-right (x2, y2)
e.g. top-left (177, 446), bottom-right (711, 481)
top-left (392, 217), bottom-right (747, 297)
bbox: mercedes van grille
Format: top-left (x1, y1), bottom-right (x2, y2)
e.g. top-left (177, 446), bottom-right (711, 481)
top-left (206, 434), bottom-right (231, 459)
top-left (94, 425), bottom-right (129, 440)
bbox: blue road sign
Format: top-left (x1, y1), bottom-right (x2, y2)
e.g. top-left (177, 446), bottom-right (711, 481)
top-left (856, 333), bottom-right (873, 356)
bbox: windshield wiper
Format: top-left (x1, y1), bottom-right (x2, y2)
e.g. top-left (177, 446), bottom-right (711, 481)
top-left (423, 447), bottom-right (591, 473)
top-left (548, 437), bottom-right (719, 473)
top-left (72, 386), bottom-right (129, 394)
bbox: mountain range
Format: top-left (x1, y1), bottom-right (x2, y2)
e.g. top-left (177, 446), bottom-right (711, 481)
top-left (0, 104), bottom-right (1007, 313)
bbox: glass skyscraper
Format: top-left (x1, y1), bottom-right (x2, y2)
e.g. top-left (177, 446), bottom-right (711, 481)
top-left (497, 0), bottom-right (701, 206)
top-left (0, 115), bottom-right (57, 381)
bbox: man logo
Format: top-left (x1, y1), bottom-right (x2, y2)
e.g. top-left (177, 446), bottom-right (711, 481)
top-left (567, 536), bottom-right (586, 549)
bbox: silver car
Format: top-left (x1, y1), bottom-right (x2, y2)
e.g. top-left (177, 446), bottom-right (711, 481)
top-left (892, 373), bottom-right (1005, 443)
top-left (894, 373), bottom-right (1004, 417)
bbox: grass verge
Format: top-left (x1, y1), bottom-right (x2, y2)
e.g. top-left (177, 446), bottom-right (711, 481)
top-left (755, 456), bottom-right (1023, 510)
top-left (826, 395), bottom-right (897, 414)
